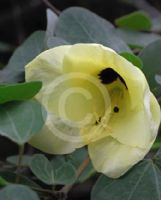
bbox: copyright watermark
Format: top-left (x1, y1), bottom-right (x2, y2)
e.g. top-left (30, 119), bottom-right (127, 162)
top-left (41, 72), bottom-right (111, 143)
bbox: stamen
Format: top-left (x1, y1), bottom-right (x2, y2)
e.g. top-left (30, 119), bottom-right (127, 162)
top-left (110, 87), bottom-right (123, 114)
top-left (95, 117), bottom-right (101, 125)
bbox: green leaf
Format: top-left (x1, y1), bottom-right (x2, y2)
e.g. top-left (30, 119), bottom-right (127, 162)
top-left (155, 74), bottom-right (161, 85)
top-left (120, 52), bottom-right (143, 69)
top-left (0, 31), bottom-right (45, 83)
top-left (115, 11), bottom-right (152, 31)
top-left (45, 9), bottom-right (69, 49)
top-left (46, 37), bottom-right (69, 49)
top-left (66, 148), bottom-right (96, 182)
top-left (139, 39), bottom-right (161, 95)
top-left (92, 149), bottom-right (161, 200)
top-left (30, 154), bottom-right (76, 185)
top-left (0, 171), bottom-right (41, 188)
top-left (7, 155), bottom-right (32, 166)
top-left (0, 81), bottom-right (42, 104)
top-left (0, 185), bottom-right (39, 200)
top-left (153, 148), bottom-right (161, 169)
top-left (55, 7), bottom-right (131, 53)
top-left (0, 176), bottom-right (8, 186)
top-left (116, 28), bottom-right (161, 48)
top-left (152, 16), bottom-right (161, 33)
top-left (0, 100), bottom-right (46, 145)
top-left (46, 9), bottom-right (58, 38)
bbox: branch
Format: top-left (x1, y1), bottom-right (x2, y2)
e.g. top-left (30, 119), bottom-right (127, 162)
top-left (58, 157), bottom-right (90, 197)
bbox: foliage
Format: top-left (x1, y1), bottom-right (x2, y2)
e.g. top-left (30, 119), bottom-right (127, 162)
top-left (0, 3), bottom-right (161, 200)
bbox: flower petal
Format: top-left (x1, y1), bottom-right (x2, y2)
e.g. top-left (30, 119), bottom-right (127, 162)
top-left (63, 43), bottom-right (148, 108)
top-left (63, 43), bottom-right (115, 75)
top-left (105, 90), bottom-right (160, 148)
top-left (88, 136), bottom-right (149, 178)
top-left (25, 45), bottom-right (71, 85)
top-left (25, 45), bottom-right (85, 152)
top-left (63, 44), bottom-right (160, 148)
top-left (29, 116), bottom-right (83, 154)
top-left (149, 92), bottom-right (161, 141)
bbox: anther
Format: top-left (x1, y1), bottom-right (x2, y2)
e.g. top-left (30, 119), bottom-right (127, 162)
top-left (95, 117), bottom-right (101, 125)
top-left (98, 67), bottom-right (127, 89)
top-left (113, 106), bottom-right (119, 113)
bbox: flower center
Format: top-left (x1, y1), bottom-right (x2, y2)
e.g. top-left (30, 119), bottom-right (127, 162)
top-left (98, 67), bottom-right (127, 89)
top-left (93, 67), bottom-right (128, 127)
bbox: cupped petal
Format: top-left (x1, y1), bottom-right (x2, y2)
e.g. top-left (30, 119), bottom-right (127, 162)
top-left (25, 45), bottom-right (71, 85)
top-left (63, 43), bottom-right (115, 75)
top-left (47, 43), bottom-right (160, 148)
top-left (29, 116), bottom-right (83, 154)
top-left (105, 90), bottom-right (160, 148)
top-left (25, 44), bottom-right (110, 136)
top-left (63, 43), bottom-right (149, 109)
top-left (88, 136), bottom-right (150, 178)
top-left (25, 45), bottom-right (85, 152)
top-left (149, 92), bottom-right (161, 141)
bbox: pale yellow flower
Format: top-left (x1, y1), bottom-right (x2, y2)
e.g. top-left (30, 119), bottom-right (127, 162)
top-left (25, 44), bottom-right (161, 178)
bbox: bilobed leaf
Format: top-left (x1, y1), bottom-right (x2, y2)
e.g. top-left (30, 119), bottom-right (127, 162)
top-left (116, 28), bottom-right (161, 48)
top-left (120, 52), bottom-right (143, 69)
top-left (0, 81), bottom-right (42, 104)
top-left (51, 157), bottom-right (77, 185)
top-left (55, 7), bottom-right (131, 53)
top-left (92, 149), bottom-right (161, 200)
top-left (0, 31), bottom-right (45, 83)
top-left (0, 185), bottom-right (39, 200)
top-left (139, 39), bottom-right (161, 95)
top-left (0, 100), bottom-right (46, 145)
top-left (115, 11), bottom-right (152, 31)
top-left (30, 154), bottom-right (76, 185)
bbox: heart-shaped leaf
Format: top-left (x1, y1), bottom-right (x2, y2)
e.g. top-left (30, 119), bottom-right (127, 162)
top-left (0, 100), bottom-right (46, 145)
top-left (30, 154), bottom-right (76, 185)
top-left (55, 7), bottom-right (131, 53)
top-left (46, 37), bottom-right (69, 49)
top-left (0, 31), bottom-right (45, 83)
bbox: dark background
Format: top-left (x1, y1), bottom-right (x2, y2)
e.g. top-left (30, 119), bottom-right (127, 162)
top-left (0, 0), bottom-right (161, 161)
top-left (0, 1), bottom-right (161, 199)
top-left (1, 0), bottom-right (161, 46)
top-left (0, 0), bottom-right (161, 65)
